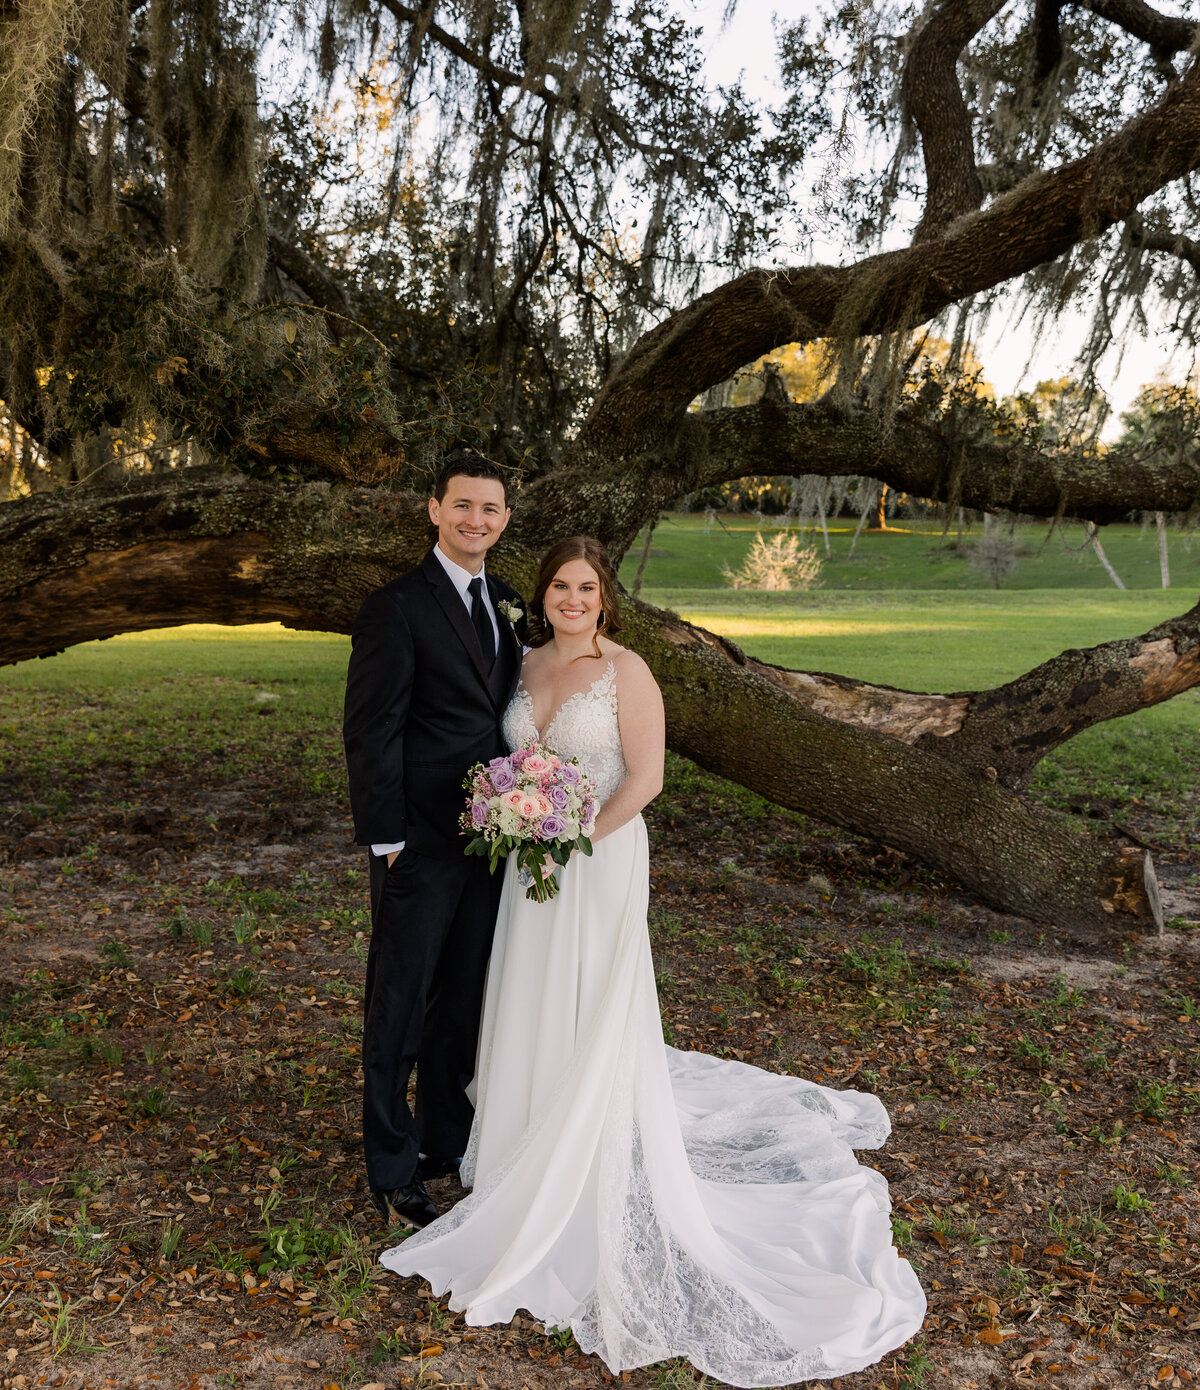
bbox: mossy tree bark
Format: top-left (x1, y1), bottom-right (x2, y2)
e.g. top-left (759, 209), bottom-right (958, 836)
top-left (0, 474), bottom-right (1171, 938)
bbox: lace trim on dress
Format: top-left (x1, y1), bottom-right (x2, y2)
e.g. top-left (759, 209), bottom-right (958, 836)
top-left (502, 660), bottom-right (626, 805)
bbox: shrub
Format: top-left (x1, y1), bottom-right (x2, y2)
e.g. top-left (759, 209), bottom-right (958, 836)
top-left (723, 531), bottom-right (822, 591)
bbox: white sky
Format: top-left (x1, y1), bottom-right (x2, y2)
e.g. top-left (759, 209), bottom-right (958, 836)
top-left (686, 0), bottom-right (1190, 430)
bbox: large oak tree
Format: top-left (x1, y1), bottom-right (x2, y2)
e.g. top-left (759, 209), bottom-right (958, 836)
top-left (3, 0), bottom-right (1200, 935)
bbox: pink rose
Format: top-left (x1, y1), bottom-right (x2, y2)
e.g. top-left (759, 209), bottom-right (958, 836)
top-left (518, 795), bottom-right (541, 820)
top-left (523, 754), bottom-right (549, 774)
top-left (502, 790), bottom-right (524, 812)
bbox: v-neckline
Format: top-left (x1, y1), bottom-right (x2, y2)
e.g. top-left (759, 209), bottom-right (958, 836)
top-left (518, 661), bottom-right (615, 743)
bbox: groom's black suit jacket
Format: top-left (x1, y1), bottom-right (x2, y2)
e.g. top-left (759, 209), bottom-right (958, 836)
top-left (343, 549), bottom-right (524, 858)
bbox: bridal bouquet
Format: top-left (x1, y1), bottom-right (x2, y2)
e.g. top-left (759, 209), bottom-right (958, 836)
top-left (461, 740), bottom-right (597, 902)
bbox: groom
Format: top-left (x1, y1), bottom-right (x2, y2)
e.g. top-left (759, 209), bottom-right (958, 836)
top-left (343, 451), bottom-right (524, 1229)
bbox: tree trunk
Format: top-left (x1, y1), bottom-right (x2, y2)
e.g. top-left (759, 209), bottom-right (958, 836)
top-left (0, 473), bottom-right (1171, 938)
top-left (1087, 522), bottom-right (1127, 590)
top-left (1156, 512), bottom-right (1170, 588)
top-left (630, 516), bottom-right (658, 599)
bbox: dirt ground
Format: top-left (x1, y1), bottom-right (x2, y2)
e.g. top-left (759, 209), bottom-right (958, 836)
top-left (1, 756), bottom-right (1198, 1390)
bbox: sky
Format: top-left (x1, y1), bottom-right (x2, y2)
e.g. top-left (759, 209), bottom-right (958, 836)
top-left (685, 0), bottom-right (1191, 431)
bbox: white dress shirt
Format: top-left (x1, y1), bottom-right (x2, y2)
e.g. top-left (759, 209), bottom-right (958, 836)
top-left (371, 545), bottom-right (500, 858)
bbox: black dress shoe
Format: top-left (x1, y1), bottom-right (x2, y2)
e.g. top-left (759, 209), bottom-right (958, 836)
top-left (416, 1153), bottom-right (462, 1182)
top-left (370, 1179), bottom-right (438, 1230)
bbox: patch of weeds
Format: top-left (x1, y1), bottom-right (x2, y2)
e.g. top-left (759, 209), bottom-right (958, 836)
top-left (190, 918), bottom-right (214, 947)
top-left (1048, 1200), bottom-right (1108, 1260)
top-left (231, 910), bottom-right (258, 944)
top-left (100, 938), bottom-right (130, 967)
top-left (1166, 992), bottom-right (1199, 1020)
top-left (164, 907), bottom-right (190, 940)
top-left (323, 1231), bottom-right (377, 1320)
top-left (997, 1263), bottom-right (1030, 1298)
top-left (426, 1297), bottom-right (452, 1332)
top-left (655, 1360), bottom-right (710, 1390)
top-left (1113, 1184), bottom-right (1153, 1213)
top-left (1155, 1163), bottom-right (1190, 1186)
top-left (7, 1057), bottom-right (39, 1091)
top-left (371, 1328), bottom-right (414, 1364)
top-left (60, 1204), bottom-right (112, 1261)
top-left (1138, 1080), bottom-right (1175, 1120)
top-left (39, 1290), bottom-right (101, 1356)
top-left (1088, 1119), bottom-right (1125, 1147)
top-left (891, 1214), bottom-right (915, 1248)
top-left (1027, 976), bottom-right (1083, 1028)
top-left (899, 1340), bottom-right (935, 1390)
top-left (137, 1086), bottom-right (174, 1119)
top-left (842, 934), bottom-right (913, 986)
top-left (257, 1193), bottom-right (343, 1274)
top-left (160, 1219), bottom-right (184, 1260)
top-left (1014, 1034), bottom-right (1051, 1066)
top-left (1083, 1025), bottom-right (1113, 1071)
top-left (233, 884), bottom-right (288, 914)
top-left (224, 965), bottom-right (262, 998)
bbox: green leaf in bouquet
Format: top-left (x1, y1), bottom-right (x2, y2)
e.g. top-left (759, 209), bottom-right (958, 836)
top-left (577, 835), bottom-right (593, 857)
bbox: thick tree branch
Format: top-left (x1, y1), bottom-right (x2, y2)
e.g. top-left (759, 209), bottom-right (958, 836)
top-left (1076, 0), bottom-right (1199, 57)
top-left (905, 0), bottom-right (1005, 241)
top-left (684, 399), bottom-right (1200, 524)
top-left (265, 235), bottom-right (351, 320)
top-left (572, 57), bottom-right (1200, 464)
top-left (527, 396), bottom-right (1200, 558)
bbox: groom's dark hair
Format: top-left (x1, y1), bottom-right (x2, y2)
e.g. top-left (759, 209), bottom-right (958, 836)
top-left (435, 449), bottom-right (508, 502)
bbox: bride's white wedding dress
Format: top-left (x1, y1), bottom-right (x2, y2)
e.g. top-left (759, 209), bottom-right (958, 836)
top-left (382, 661), bottom-right (926, 1386)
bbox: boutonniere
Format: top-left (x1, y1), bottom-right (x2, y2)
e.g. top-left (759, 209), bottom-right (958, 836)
top-left (498, 599), bottom-right (523, 624)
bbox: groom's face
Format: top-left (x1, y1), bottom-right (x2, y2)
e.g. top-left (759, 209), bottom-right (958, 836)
top-left (428, 475), bottom-right (511, 573)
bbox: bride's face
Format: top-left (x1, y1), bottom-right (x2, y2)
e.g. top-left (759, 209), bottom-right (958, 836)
top-left (544, 558), bottom-right (602, 638)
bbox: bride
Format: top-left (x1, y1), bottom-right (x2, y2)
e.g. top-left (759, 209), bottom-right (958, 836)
top-left (382, 536), bottom-right (927, 1386)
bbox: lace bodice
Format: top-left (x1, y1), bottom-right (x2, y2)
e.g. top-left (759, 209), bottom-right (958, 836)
top-left (502, 660), bottom-right (627, 804)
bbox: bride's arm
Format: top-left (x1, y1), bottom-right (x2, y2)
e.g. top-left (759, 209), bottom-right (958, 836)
top-left (589, 652), bottom-right (665, 844)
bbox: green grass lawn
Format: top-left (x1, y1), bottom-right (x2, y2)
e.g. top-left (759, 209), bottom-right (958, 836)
top-left (0, 625), bottom-right (350, 800)
top-left (620, 513), bottom-right (1199, 592)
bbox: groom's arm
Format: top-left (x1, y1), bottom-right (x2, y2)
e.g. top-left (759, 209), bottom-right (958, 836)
top-left (343, 590), bottom-right (414, 847)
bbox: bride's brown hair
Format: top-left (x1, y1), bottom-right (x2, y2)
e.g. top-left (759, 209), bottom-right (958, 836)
top-left (528, 536), bottom-right (622, 657)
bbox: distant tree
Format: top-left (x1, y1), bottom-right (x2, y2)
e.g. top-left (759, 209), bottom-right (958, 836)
top-left (1003, 378), bottom-right (1111, 451)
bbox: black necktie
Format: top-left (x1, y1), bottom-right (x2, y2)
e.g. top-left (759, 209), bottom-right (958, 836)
top-left (468, 576), bottom-right (495, 667)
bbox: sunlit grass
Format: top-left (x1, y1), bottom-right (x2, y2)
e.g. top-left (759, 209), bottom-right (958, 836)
top-left (645, 590), bottom-right (1187, 690)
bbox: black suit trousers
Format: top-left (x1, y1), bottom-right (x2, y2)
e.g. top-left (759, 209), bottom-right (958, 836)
top-left (362, 844), bottom-right (504, 1192)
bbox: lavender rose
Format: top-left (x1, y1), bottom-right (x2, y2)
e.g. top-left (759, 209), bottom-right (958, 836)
top-left (491, 765), bottom-right (517, 793)
top-left (559, 763), bottom-right (581, 785)
top-left (545, 784), bottom-right (570, 811)
top-left (471, 798), bottom-right (488, 829)
top-left (539, 813), bottom-right (568, 839)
